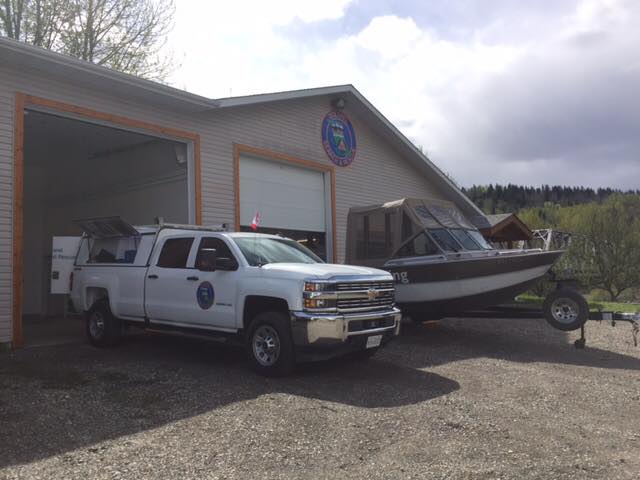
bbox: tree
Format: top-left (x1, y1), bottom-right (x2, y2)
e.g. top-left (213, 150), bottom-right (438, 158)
top-left (567, 195), bottom-right (640, 300)
top-left (0, 0), bottom-right (174, 80)
top-left (0, 0), bottom-right (69, 48)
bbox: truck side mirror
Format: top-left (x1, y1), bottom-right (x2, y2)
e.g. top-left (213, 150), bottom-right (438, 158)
top-left (197, 248), bottom-right (218, 271)
top-left (216, 256), bottom-right (239, 271)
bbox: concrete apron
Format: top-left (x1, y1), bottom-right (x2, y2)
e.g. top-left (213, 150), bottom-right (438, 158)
top-left (22, 315), bottom-right (86, 348)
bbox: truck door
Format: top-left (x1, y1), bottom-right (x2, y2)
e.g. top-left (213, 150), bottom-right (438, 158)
top-left (189, 236), bottom-right (240, 330)
top-left (145, 234), bottom-right (239, 331)
top-left (144, 235), bottom-right (199, 327)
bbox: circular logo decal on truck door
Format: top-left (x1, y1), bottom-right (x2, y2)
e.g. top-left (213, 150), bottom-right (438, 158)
top-left (196, 281), bottom-right (215, 309)
top-left (322, 110), bottom-right (357, 167)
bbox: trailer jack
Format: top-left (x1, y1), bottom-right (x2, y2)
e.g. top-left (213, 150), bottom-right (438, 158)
top-left (575, 312), bottom-right (640, 349)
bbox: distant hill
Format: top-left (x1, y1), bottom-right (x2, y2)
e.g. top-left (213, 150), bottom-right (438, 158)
top-left (462, 184), bottom-right (640, 214)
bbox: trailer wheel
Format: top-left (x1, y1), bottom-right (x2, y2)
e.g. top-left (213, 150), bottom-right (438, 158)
top-left (246, 312), bottom-right (296, 377)
top-left (543, 289), bottom-right (588, 331)
top-left (86, 299), bottom-right (122, 347)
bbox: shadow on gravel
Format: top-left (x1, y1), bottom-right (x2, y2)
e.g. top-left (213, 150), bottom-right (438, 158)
top-left (0, 333), bottom-right (459, 468)
top-left (396, 317), bottom-right (640, 371)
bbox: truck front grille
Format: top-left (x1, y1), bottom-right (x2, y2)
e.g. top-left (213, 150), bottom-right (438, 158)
top-left (336, 281), bottom-right (394, 291)
top-left (335, 281), bottom-right (395, 312)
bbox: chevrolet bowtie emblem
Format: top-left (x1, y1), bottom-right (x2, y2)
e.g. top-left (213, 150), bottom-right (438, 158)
top-left (367, 289), bottom-right (380, 301)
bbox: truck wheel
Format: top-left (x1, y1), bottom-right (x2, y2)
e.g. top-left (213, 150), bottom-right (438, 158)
top-left (543, 289), bottom-right (589, 331)
top-left (86, 300), bottom-right (122, 347)
top-left (246, 312), bottom-right (296, 377)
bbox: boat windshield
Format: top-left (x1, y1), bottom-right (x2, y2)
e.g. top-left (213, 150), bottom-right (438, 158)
top-left (450, 229), bottom-right (484, 251)
top-left (466, 230), bottom-right (494, 250)
top-left (395, 231), bottom-right (441, 258)
top-left (233, 236), bottom-right (323, 266)
top-left (428, 229), bottom-right (462, 252)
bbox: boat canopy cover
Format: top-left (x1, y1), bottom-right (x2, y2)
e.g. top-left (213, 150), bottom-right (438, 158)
top-left (345, 197), bottom-right (478, 264)
top-left (348, 197), bottom-right (475, 229)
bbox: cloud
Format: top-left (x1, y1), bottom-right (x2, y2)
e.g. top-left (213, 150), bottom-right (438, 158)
top-left (427, 0), bottom-right (640, 188)
top-left (167, 0), bottom-right (640, 189)
top-left (167, 0), bottom-right (355, 96)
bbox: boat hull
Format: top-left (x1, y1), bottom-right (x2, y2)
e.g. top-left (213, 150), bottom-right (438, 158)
top-left (386, 250), bottom-right (564, 318)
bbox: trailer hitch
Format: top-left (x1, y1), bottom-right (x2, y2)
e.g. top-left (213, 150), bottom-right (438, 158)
top-left (574, 312), bottom-right (639, 349)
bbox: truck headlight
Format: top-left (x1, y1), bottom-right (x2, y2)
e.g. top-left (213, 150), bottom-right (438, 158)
top-left (304, 297), bottom-right (337, 309)
top-left (303, 281), bottom-right (338, 311)
top-left (304, 281), bottom-right (333, 292)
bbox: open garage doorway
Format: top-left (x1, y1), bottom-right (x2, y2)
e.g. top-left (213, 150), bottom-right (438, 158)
top-left (16, 99), bottom-right (198, 346)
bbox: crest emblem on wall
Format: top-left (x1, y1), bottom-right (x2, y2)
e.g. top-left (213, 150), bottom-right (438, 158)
top-left (321, 111), bottom-right (357, 167)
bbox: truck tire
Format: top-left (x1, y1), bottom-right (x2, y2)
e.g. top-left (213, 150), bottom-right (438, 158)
top-left (543, 289), bottom-right (589, 331)
top-left (86, 299), bottom-right (122, 347)
top-left (246, 311), bottom-right (296, 377)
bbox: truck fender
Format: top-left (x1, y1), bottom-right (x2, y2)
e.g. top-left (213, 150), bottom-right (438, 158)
top-left (241, 296), bottom-right (290, 330)
top-left (236, 278), bottom-right (301, 329)
top-left (82, 276), bottom-right (121, 316)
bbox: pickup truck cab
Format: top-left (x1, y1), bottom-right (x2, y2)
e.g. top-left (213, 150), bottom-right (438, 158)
top-left (70, 218), bottom-right (401, 376)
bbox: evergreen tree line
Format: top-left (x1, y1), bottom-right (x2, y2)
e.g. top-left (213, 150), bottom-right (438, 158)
top-left (463, 184), bottom-right (640, 214)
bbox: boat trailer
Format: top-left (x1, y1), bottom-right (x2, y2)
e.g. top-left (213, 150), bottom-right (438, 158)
top-left (456, 293), bottom-right (639, 349)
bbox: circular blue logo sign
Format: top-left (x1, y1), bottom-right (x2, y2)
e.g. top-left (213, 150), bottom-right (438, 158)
top-left (196, 281), bottom-right (215, 310)
top-left (322, 111), bottom-right (357, 167)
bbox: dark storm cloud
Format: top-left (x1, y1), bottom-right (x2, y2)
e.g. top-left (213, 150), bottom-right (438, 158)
top-left (425, 2), bottom-right (640, 189)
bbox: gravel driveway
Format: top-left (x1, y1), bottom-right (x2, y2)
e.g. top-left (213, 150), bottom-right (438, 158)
top-left (1, 316), bottom-right (638, 479)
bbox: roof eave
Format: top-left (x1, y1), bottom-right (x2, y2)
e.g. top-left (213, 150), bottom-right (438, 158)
top-left (217, 84), bottom-right (484, 217)
top-left (0, 36), bottom-right (217, 111)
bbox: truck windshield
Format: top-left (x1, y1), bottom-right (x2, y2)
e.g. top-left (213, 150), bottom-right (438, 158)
top-left (233, 236), bottom-right (323, 266)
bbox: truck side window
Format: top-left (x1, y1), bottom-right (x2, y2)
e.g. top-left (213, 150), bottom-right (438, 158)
top-left (157, 237), bottom-right (194, 268)
top-left (195, 237), bottom-right (236, 269)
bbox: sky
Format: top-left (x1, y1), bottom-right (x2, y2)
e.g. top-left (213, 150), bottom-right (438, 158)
top-left (166, 0), bottom-right (640, 189)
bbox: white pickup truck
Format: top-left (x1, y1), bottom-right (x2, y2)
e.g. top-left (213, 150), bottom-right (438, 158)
top-left (69, 218), bottom-right (401, 376)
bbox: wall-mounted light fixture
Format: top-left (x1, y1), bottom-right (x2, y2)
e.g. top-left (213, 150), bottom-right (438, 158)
top-left (331, 97), bottom-right (346, 110)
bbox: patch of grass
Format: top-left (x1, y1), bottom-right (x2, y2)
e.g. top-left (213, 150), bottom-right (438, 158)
top-left (515, 294), bottom-right (544, 306)
top-left (515, 293), bottom-right (640, 313)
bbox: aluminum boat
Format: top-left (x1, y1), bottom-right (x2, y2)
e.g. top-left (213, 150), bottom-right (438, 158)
top-left (345, 198), bottom-right (564, 319)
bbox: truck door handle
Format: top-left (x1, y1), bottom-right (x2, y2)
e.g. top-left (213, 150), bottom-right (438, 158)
top-left (148, 274), bottom-right (159, 279)
top-left (186, 276), bottom-right (199, 281)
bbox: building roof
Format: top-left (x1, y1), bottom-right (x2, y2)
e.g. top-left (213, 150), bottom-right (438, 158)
top-left (0, 36), bottom-right (483, 217)
top-left (472, 213), bottom-right (533, 242)
top-left (471, 213), bottom-right (512, 230)
top-left (0, 36), bottom-right (216, 112)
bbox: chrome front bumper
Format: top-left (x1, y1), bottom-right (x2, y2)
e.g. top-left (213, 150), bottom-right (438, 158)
top-left (290, 307), bottom-right (402, 346)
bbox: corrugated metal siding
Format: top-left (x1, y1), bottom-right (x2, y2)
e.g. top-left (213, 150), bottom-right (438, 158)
top-left (0, 62), bottom-right (453, 343)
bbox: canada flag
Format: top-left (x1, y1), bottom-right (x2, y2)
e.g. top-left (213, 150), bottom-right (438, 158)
top-left (250, 211), bottom-right (261, 231)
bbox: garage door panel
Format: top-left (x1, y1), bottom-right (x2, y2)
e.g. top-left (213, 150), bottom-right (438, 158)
top-left (239, 155), bottom-right (326, 232)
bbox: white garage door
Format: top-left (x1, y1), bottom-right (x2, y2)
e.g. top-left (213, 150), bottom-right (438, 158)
top-left (239, 155), bottom-right (327, 232)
